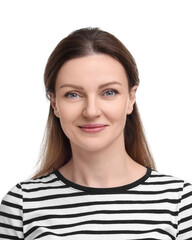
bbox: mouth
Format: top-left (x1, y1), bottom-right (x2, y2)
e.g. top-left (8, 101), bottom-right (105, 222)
top-left (78, 124), bottom-right (107, 133)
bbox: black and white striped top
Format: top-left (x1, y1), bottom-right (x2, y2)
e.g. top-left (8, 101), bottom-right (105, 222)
top-left (0, 168), bottom-right (192, 239)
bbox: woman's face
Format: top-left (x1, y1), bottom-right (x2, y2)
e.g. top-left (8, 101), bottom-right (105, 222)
top-left (51, 54), bottom-right (137, 153)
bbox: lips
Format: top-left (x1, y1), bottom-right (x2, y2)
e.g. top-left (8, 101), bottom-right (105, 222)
top-left (79, 124), bottom-right (107, 133)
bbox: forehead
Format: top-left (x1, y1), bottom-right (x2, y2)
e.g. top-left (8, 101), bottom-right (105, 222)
top-left (56, 54), bottom-right (128, 88)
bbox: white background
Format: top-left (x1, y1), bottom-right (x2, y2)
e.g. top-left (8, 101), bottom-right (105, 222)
top-left (0, 0), bottom-right (191, 200)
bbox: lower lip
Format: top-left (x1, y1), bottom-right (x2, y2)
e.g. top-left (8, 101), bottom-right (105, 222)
top-left (79, 126), bottom-right (106, 133)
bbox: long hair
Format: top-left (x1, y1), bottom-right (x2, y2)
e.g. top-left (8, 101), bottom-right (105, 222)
top-left (32, 27), bottom-right (155, 178)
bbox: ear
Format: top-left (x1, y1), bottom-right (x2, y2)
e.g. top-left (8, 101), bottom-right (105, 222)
top-left (127, 85), bottom-right (138, 115)
top-left (49, 92), bottom-right (60, 118)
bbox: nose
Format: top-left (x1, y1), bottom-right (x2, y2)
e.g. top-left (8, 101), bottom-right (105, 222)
top-left (82, 96), bottom-right (101, 119)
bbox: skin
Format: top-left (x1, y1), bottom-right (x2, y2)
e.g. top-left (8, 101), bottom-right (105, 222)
top-left (50, 54), bottom-right (146, 188)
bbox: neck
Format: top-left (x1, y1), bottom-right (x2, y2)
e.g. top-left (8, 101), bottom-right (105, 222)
top-left (60, 138), bottom-right (146, 188)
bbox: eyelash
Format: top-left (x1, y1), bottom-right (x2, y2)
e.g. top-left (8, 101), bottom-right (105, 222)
top-left (64, 89), bottom-right (119, 99)
top-left (64, 92), bottom-right (81, 98)
top-left (102, 89), bottom-right (118, 97)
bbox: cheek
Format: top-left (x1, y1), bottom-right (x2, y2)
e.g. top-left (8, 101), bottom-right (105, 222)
top-left (104, 103), bottom-right (128, 123)
top-left (57, 103), bottom-right (82, 125)
top-left (58, 113), bottom-right (76, 140)
top-left (106, 98), bottom-right (129, 115)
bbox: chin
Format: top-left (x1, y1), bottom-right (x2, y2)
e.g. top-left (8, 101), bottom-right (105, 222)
top-left (70, 139), bottom-right (109, 152)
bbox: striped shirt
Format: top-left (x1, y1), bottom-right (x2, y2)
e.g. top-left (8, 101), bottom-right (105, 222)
top-left (0, 168), bottom-right (192, 239)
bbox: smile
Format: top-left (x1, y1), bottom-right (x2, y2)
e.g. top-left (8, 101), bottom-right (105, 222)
top-left (79, 124), bottom-right (107, 133)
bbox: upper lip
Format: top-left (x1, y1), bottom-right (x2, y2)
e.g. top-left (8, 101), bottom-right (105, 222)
top-left (79, 124), bottom-right (107, 128)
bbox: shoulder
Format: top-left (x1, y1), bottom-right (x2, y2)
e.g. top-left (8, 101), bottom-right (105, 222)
top-left (20, 171), bottom-right (60, 191)
top-left (0, 171), bottom-right (61, 223)
top-left (149, 171), bottom-right (192, 238)
top-left (144, 168), bottom-right (192, 197)
top-left (149, 168), bottom-right (191, 186)
top-left (0, 172), bottom-right (59, 238)
top-left (1, 171), bottom-right (60, 205)
top-left (148, 168), bottom-right (192, 202)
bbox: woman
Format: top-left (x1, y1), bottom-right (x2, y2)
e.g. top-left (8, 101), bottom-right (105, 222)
top-left (0, 28), bottom-right (191, 239)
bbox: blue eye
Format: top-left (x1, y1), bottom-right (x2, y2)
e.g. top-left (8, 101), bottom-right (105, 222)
top-left (65, 92), bottom-right (80, 98)
top-left (103, 90), bottom-right (118, 96)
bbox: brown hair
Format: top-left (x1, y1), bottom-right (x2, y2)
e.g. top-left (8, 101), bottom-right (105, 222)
top-left (32, 27), bottom-right (155, 178)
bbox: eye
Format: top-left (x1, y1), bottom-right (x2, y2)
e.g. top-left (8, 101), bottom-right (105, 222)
top-left (64, 92), bottom-right (80, 98)
top-left (102, 89), bottom-right (118, 97)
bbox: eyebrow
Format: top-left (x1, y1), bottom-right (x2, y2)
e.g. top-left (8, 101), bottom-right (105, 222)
top-left (59, 81), bottom-right (122, 90)
top-left (98, 81), bottom-right (122, 89)
top-left (60, 84), bottom-right (84, 90)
